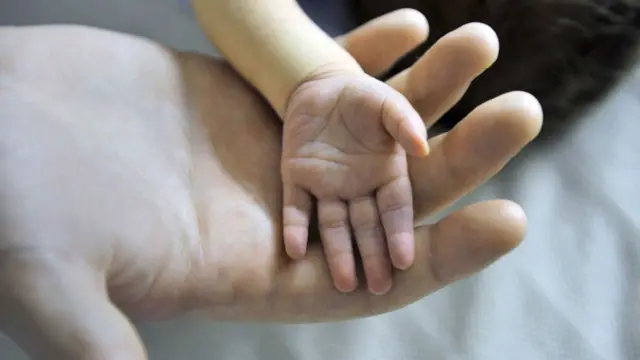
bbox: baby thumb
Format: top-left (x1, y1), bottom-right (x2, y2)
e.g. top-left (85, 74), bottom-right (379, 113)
top-left (0, 255), bottom-right (146, 360)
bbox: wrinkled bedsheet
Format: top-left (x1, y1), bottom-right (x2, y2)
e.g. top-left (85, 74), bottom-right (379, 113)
top-left (0, 1), bottom-right (638, 359)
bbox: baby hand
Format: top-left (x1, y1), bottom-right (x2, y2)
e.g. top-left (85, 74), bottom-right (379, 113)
top-left (281, 71), bottom-right (428, 295)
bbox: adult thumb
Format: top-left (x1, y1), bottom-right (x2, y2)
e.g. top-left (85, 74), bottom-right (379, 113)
top-left (0, 254), bottom-right (146, 360)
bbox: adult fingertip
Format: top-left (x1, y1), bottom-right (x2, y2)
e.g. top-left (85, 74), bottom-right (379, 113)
top-left (461, 199), bottom-right (527, 254)
top-left (429, 200), bottom-right (526, 284)
top-left (511, 91), bottom-right (544, 141)
top-left (485, 91), bottom-right (544, 145)
top-left (495, 200), bottom-right (528, 251)
top-left (368, 8), bottom-right (429, 43)
top-left (386, 8), bottom-right (430, 42)
top-left (456, 22), bottom-right (500, 70)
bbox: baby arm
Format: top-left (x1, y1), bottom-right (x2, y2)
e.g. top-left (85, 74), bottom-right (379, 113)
top-left (192, 0), bottom-right (429, 295)
top-left (191, 0), bottom-right (360, 116)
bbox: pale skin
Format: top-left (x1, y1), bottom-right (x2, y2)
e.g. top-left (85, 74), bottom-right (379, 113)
top-left (0, 12), bottom-right (542, 360)
top-left (191, 0), bottom-right (437, 293)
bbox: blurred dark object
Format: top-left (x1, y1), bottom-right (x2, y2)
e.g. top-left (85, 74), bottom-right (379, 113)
top-left (298, 0), bottom-right (357, 36)
top-left (354, 0), bottom-right (640, 144)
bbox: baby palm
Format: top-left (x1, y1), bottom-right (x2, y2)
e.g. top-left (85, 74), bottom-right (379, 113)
top-left (281, 72), bottom-right (428, 294)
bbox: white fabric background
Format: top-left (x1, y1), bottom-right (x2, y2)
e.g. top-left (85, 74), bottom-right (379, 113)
top-left (0, 0), bottom-right (638, 359)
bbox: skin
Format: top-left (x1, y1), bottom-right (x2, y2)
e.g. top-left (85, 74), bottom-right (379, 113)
top-left (282, 70), bottom-right (428, 294)
top-left (192, 0), bottom-right (432, 289)
top-left (282, 20), bottom-right (502, 294)
top-left (0, 11), bottom-right (542, 360)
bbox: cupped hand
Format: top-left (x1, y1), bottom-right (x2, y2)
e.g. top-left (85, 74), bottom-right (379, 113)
top-left (0, 10), bottom-right (542, 360)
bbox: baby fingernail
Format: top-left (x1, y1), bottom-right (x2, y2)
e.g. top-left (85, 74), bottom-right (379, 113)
top-left (363, 256), bottom-right (392, 294)
top-left (391, 237), bottom-right (415, 270)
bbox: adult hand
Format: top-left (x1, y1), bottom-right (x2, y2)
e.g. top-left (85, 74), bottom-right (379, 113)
top-left (0, 10), bottom-right (541, 359)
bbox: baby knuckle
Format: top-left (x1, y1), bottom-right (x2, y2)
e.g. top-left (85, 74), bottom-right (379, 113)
top-left (319, 217), bottom-right (349, 230)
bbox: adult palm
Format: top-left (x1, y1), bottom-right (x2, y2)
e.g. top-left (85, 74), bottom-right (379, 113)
top-left (0, 11), bottom-right (541, 360)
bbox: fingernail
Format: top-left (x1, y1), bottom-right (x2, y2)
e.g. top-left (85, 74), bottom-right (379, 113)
top-left (411, 122), bottom-right (429, 156)
top-left (420, 139), bottom-right (430, 156)
top-left (365, 259), bottom-right (392, 295)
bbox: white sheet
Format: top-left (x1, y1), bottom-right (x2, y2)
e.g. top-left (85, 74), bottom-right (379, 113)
top-left (0, 1), bottom-right (638, 359)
